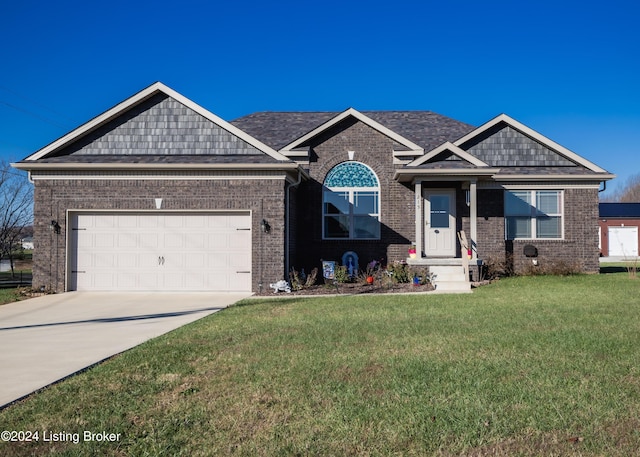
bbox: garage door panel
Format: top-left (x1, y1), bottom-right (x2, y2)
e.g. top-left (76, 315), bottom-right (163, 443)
top-left (139, 215), bottom-right (160, 228)
top-left (208, 216), bottom-right (230, 228)
top-left (117, 233), bottom-right (138, 249)
top-left (116, 216), bottom-right (137, 228)
top-left (163, 273), bottom-right (184, 290)
top-left (185, 233), bottom-right (206, 250)
top-left (116, 273), bottom-right (137, 289)
top-left (164, 217), bottom-right (184, 229)
top-left (163, 232), bottom-right (184, 249)
top-left (70, 212), bottom-right (252, 292)
top-left (229, 253), bottom-right (250, 269)
top-left (140, 233), bottom-right (160, 250)
top-left (96, 233), bottom-right (115, 248)
top-left (92, 272), bottom-right (115, 289)
top-left (138, 272), bottom-right (160, 289)
top-left (94, 252), bottom-right (116, 268)
top-left (77, 232), bottom-right (94, 249)
top-left (228, 231), bottom-right (251, 249)
top-left (186, 253), bottom-right (206, 268)
top-left (209, 233), bottom-right (230, 249)
top-left (117, 253), bottom-right (138, 268)
top-left (95, 215), bottom-right (116, 228)
top-left (185, 215), bottom-right (206, 228)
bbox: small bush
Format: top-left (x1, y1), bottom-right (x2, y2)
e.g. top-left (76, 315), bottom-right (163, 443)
top-left (305, 267), bottom-right (318, 287)
top-left (407, 266), bottom-right (432, 285)
top-left (481, 254), bottom-right (514, 280)
top-left (387, 261), bottom-right (410, 284)
top-left (334, 265), bottom-right (350, 283)
top-left (289, 267), bottom-right (320, 290)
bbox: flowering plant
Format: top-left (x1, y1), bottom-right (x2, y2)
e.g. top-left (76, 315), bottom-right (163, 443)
top-left (366, 260), bottom-right (380, 276)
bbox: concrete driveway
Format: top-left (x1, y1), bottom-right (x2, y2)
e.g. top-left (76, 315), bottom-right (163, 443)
top-left (0, 291), bottom-right (250, 408)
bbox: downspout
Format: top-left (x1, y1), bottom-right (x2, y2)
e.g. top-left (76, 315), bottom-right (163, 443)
top-left (598, 181), bottom-right (607, 193)
top-left (285, 169), bottom-right (303, 278)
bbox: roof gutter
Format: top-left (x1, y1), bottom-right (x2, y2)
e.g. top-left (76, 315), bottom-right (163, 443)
top-left (11, 161), bottom-right (306, 173)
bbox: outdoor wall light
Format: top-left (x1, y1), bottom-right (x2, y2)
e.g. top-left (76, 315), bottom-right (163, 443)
top-left (261, 219), bottom-right (271, 233)
top-left (49, 220), bottom-right (61, 234)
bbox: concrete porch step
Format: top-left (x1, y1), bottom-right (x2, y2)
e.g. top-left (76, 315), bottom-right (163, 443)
top-left (429, 265), bottom-right (471, 293)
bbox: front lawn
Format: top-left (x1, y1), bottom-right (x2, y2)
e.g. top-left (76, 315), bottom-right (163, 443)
top-left (1, 273), bottom-right (640, 456)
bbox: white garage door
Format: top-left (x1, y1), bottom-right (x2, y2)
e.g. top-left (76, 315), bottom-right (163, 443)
top-left (608, 226), bottom-right (639, 257)
top-left (69, 212), bottom-right (252, 291)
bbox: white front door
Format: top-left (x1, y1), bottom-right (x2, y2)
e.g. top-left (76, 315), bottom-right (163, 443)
top-left (424, 189), bottom-right (456, 257)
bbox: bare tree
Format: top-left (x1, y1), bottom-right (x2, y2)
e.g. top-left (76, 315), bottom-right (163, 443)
top-left (0, 161), bottom-right (33, 277)
top-left (601, 173), bottom-right (640, 202)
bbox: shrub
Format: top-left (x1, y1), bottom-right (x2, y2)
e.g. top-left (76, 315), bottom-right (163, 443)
top-left (334, 265), bottom-right (350, 283)
top-left (289, 268), bottom-right (303, 291)
top-left (521, 257), bottom-right (584, 276)
top-left (386, 261), bottom-right (410, 284)
top-left (305, 267), bottom-right (318, 287)
top-left (407, 266), bottom-right (432, 285)
top-left (481, 254), bottom-right (514, 280)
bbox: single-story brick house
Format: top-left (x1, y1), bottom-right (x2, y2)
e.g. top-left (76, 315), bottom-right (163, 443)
top-left (599, 203), bottom-right (640, 257)
top-left (13, 82), bottom-right (614, 293)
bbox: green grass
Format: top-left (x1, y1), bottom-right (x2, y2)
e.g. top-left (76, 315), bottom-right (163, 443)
top-left (2, 273), bottom-right (640, 456)
top-left (0, 288), bottom-right (22, 304)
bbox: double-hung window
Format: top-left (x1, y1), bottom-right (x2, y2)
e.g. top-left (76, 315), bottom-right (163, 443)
top-left (505, 190), bottom-right (563, 240)
top-left (323, 162), bottom-right (380, 239)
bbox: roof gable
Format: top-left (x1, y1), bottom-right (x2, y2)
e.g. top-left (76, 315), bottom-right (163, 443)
top-left (455, 114), bottom-right (608, 173)
top-left (230, 110), bottom-right (475, 155)
top-left (279, 108), bottom-right (425, 154)
top-left (408, 142), bottom-right (490, 168)
top-left (22, 82), bottom-right (290, 163)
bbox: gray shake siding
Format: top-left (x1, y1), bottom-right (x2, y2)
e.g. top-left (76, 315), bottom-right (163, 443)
top-left (32, 176), bottom-right (287, 293)
top-left (56, 94), bottom-right (263, 157)
top-left (463, 125), bottom-right (575, 167)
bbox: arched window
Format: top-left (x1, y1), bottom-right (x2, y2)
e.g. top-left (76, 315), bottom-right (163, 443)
top-left (323, 162), bottom-right (380, 239)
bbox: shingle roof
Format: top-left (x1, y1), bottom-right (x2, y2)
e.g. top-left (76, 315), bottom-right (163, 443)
top-left (230, 111), bottom-right (475, 151)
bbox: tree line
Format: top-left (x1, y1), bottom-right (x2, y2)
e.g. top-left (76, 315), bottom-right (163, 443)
top-left (0, 160), bottom-right (33, 277)
top-left (601, 173), bottom-right (640, 202)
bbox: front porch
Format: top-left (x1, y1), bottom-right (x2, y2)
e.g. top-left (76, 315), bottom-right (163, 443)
top-left (407, 256), bottom-right (482, 292)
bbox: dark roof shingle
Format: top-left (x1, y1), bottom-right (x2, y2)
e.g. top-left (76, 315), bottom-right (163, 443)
top-left (231, 110), bottom-right (475, 151)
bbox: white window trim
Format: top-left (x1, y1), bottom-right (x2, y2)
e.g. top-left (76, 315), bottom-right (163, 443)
top-left (504, 189), bottom-right (564, 240)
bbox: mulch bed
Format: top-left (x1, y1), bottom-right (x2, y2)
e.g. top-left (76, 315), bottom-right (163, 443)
top-left (256, 280), bottom-right (435, 297)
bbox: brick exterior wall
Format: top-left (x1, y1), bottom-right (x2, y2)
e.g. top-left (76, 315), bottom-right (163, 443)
top-left (32, 176), bottom-right (288, 293)
top-left (292, 119), bottom-right (415, 274)
top-left (474, 187), bottom-right (601, 275)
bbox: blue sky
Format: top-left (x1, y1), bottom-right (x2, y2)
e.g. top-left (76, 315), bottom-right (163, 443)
top-left (1, 0), bottom-right (638, 197)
